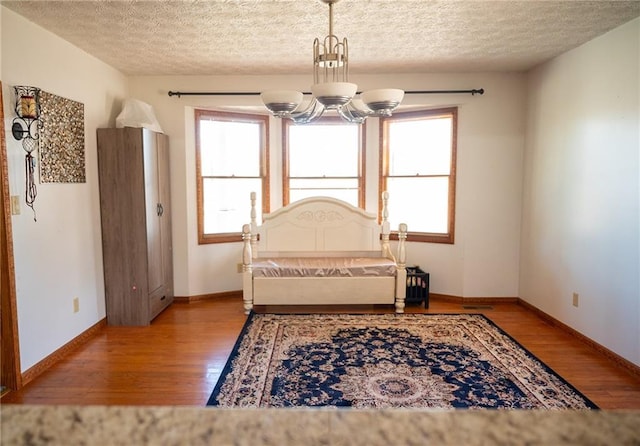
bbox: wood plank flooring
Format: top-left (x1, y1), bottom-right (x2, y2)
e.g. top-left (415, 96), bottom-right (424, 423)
top-left (2, 296), bottom-right (639, 408)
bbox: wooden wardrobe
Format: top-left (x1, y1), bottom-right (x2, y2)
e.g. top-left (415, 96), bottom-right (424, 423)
top-left (97, 127), bottom-right (174, 325)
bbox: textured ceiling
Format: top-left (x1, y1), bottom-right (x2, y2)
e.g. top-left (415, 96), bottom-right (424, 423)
top-left (2, 0), bottom-right (639, 76)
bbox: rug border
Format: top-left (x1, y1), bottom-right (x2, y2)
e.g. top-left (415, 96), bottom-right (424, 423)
top-left (475, 313), bottom-right (599, 409)
top-left (206, 311), bottom-right (258, 406)
top-left (206, 312), bottom-right (599, 409)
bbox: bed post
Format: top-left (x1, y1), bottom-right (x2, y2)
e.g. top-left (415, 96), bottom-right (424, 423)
top-left (241, 224), bottom-right (254, 314)
top-left (249, 192), bottom-right (258, 259)
top-left (380, 191), bottom-right (394, 261)
top-left (395, 223), bottom-right (408, 314)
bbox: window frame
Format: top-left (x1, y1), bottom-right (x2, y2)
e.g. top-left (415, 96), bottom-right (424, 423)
top-left (282, 117), bottom-right (366, 208)
top-left (195, 109), bottom-right (270, 244)
top-left (379, 107), bottom-right (458, 244)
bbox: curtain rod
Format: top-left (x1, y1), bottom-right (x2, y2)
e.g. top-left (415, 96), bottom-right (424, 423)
top-left (167, 88), bottom-right (484, 98)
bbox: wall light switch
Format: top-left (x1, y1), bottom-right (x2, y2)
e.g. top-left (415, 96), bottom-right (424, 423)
top-left (73, 297), bottom-right (80, 313)
top-left (10, 196), bottom-right (20, 215)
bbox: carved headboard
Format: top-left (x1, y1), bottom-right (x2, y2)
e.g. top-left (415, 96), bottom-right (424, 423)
top-left (259, 197), bottom-right (381, 254)
top-left (245, 193), bottom-right (395, 259)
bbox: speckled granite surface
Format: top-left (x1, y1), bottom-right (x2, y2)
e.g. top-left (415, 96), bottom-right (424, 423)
top-left (2, 405), bottom-right (639, 445)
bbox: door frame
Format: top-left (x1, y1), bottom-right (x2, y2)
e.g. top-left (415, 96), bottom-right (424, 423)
top-left (1, 81), bottom-right (23, 390)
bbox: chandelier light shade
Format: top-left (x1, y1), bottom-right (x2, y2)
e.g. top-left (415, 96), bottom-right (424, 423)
top-left (261, 0), bottom-right (404, 124)
top-left (360, 89), bottom-right (405, 116)
top-left (260, 90), bottom-right (303, 117)
top-left (310, 82), bottom-right (357, 109)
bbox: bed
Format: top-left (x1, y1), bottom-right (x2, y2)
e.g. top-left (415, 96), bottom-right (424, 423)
top-left (241, 192), bottom-right (407, 314)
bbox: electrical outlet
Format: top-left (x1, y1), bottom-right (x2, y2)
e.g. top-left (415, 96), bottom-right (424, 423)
top-left (10, 196), bottom-right (20, 215)
top-left (73, 297), bottom-right (80, 313)
top-left (572, 292), bottom-right (579, 307)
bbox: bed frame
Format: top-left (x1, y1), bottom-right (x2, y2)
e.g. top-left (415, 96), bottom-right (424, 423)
top-left (241, 192), bottom-right (407, 314)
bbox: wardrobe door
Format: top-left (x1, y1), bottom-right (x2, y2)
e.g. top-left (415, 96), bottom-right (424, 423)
top-left (157, 133), bottom-right (174, 298)
top-left (143, 129), bottom-right (164, 298)
top-left (97, 127), bottom-right (148, 325)
top-left (150, 133), bottom-right (174, 319)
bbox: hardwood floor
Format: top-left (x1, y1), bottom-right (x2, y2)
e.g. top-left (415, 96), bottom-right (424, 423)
top-left (2, 296), bottom-right (639, 408)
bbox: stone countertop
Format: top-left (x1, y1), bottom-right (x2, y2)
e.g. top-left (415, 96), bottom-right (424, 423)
top-left (2, 405), bottom-right (639, 445)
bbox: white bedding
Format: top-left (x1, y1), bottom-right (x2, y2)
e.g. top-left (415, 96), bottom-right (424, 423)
top-left (252, 257), bottom-right (397, 278)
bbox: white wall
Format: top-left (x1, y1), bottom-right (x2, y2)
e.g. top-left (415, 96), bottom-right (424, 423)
top-left (128, 72), bottom-right (525, 299)
top-left (1, 7), bottom-right (128, 371)
top-left (521, 18), bottom-right (640, 366)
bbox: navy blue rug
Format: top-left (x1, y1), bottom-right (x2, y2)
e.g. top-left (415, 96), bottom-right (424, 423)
top-left (207, 313), bottom-right (598, 409)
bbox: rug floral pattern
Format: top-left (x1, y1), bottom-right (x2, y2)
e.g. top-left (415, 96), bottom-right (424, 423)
top-left (208, 313), bottom-right (597, 409)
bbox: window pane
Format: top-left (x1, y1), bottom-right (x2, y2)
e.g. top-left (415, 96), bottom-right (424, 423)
top-left (290, 189), bottom-right (358, 206)
top-left (289, 178), bottom-right (359, 206)
top-left (289, 124), bottom-right (359, 177)
top-left (289, 178), bottom-right (358, 190)
top-left (200, 120), bottom-right (261, 176)
top-left (386, 177), bottom-right (449, 233)
top-left (388, 118), bottom-right (452, 176)
top-left (203, 178), bottom-right (262, 234)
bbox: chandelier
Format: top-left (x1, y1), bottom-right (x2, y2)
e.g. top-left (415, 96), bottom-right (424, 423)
top-left (261, 0), bottom-right (404, 124)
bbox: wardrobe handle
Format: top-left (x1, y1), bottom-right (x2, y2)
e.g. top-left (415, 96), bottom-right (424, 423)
top-left (157, 203), bottom-right (164, 217)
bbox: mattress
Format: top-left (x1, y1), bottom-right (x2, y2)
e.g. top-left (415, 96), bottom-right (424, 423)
top-left (252, 257), bottom-right (397, 278)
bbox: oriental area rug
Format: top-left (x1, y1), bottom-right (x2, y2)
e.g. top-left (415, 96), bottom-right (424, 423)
top-left (207, 313), bottom-right (598, 409)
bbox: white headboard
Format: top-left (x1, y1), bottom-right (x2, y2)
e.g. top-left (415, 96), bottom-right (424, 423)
top-left (243, 193), bottom-right (395, 259)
